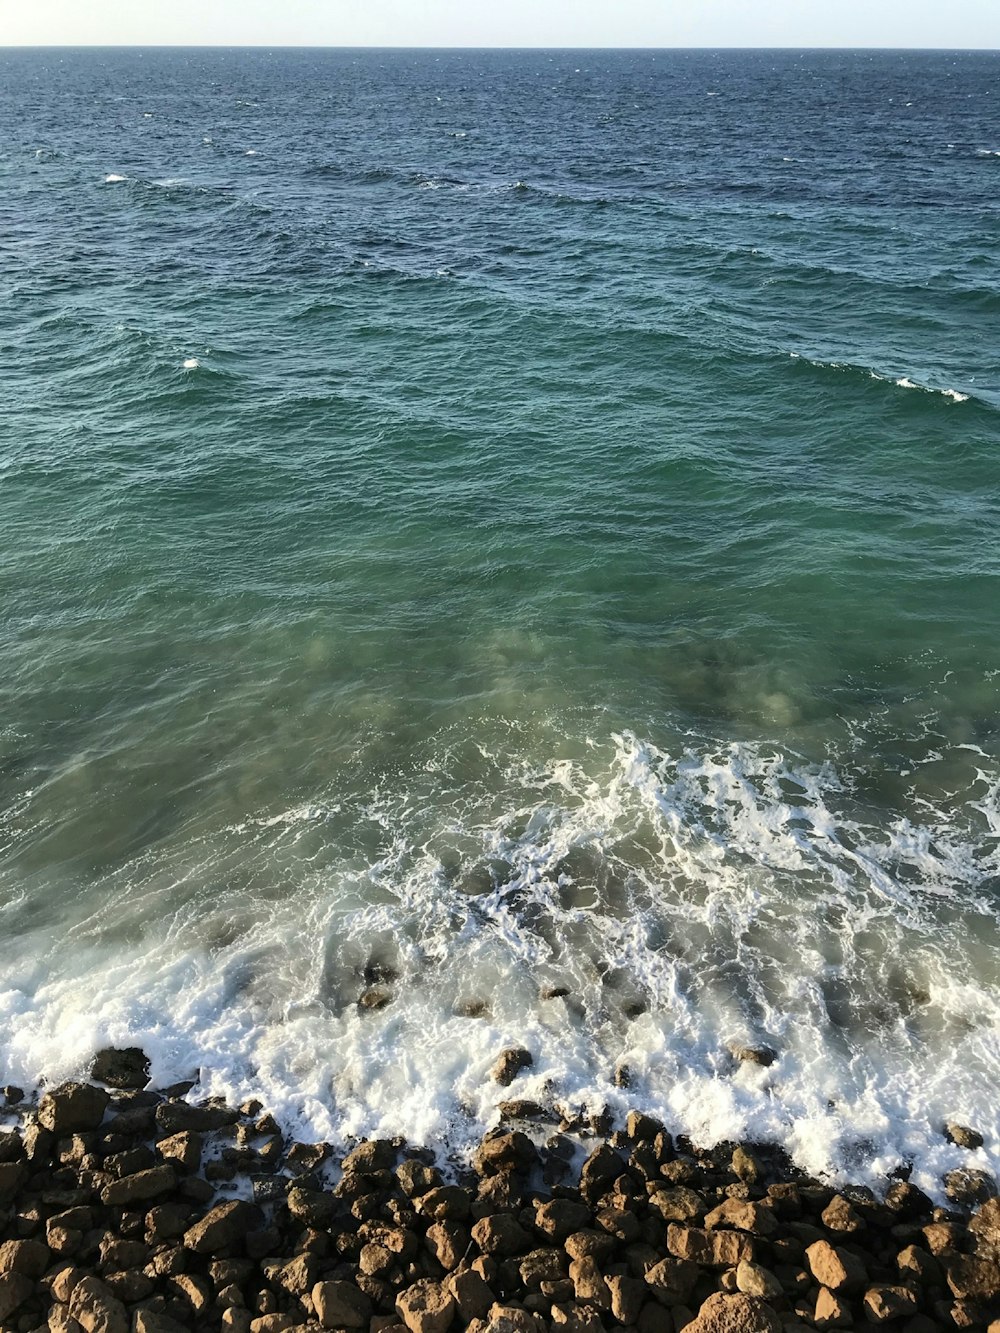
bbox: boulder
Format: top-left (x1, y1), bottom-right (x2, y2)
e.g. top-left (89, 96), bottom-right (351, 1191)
top-left (287, 1186), bottom-right (339, 1228)
top-left (471, 1214), bottom-right (532, 1257)
top-left (535, 1198), bottom-right (593, 1242)
top-left (418, 1186), bottom-right (472, 1222)
top-left (608, 1273), bottom-right (646, 1324)
top-left (0, 1273), bottom-right (32, 1322)
top-left (101, 1165), bottom-right (176, 1207)
top-left (728, 1044), bottom-right (778, 1068)
top-left (704, 1199), bottom-right (777, 1237)
top-left (0, 1237), bottom-right (50, 1277)
top-left (184, 1200), bottom-right (263, 1254)
top-left (156, 1131), bottom-right (203, 1174)
top-left (312, 1280), bottom-right (372, 1329)
top-left (668, 1224), bottom-right (753, 1269)
top-left (947, 1255), bottom-right (1000, 1302)
top-left (91, 1047), bottom-right (150, 1089)
top-left (67, 1274), bottom-right (129, 1333)
top-left (862, 1285), bottom-right (920, 1322)
top-left (735, 1262), bottom-right (782, 1301)
top-left (945, 1124), bottom-right (985, 1151)
top-left (813, 1288), bottom-right (852, 1329)
top-left (685, 1292), bottom-right (781, 1333)
top-left (946, 1169), bottom-right (998, 1208)
top-left (446, 1268), bottom-right (494, 1321)
top-left (491, 1049), bottom-right (534, 1087)
top-left (396, 1279), bottom-right (457, 1333)
top-left (821, 1195), bottom-right (863, 1234)
top-left (475, 1131), bottom-right (538, 1176)
top-left (805, 1241), bottom-right (868, 1295)
top-left (38, 1082), bottom-right (110, 1134)
top-left (644, 1257), bottom-right (699, 1305)
top-left (154, 1100), bottom-right (238, 1134)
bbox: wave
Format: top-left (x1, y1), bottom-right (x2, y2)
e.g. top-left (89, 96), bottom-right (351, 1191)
top-left (0, 729), bottom-right (997, 1198)
top-left (787, 354), bottom-right (974, 405)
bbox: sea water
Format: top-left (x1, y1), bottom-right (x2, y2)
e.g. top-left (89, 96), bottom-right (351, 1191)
top-left (1, 47), bottom-right (999, 1195)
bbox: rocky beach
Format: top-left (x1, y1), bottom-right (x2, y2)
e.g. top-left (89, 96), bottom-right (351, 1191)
top-left (1, 1049), bottom-right (998, 1333)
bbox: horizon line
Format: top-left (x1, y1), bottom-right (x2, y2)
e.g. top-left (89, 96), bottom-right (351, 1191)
top-left (2, 43), bottom-right (999, 53)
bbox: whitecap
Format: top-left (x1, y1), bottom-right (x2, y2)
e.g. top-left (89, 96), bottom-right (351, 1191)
top-left (182, 358), bottom-right (200, 371)
top-left (103, 174), bottom-right (127, 184)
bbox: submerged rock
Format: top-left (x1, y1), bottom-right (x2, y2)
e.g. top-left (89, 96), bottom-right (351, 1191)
top-left (727, 1042), bottom-right (778, 1068)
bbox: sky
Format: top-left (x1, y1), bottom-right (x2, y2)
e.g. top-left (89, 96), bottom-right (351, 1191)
top-left (1, 0), bottom-right (998, 49)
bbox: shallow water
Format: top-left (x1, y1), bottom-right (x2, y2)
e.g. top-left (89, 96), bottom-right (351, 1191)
top-left (1, 47), bottom-right (999, 1194)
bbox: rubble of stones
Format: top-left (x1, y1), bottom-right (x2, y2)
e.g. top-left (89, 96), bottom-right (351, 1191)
top-left (0, 1060), bottom-right (999, 1333)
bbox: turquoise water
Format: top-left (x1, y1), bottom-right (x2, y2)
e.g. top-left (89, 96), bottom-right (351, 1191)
top-left (1, 47), bottom-right (999, 1188)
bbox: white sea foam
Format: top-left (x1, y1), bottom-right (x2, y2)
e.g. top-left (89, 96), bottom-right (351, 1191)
top-left (182, 357), bottom-right (200, 370)
top-left (0, 732), bottom-right (997, 1196)
top-left (103, 174), bottom-right (128, 183)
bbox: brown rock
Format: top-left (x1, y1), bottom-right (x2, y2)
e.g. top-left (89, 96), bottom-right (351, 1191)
top-left (154, 1100), bottom-right (239, 1134)
top-left (184, 1200), bottom-right (263, 1254)
top-left (922, 1222), bottom-right (963, 1257)
top-left (312, 1280), bottom-right (373, 1329)
top-left (650, 1188), bottom-right (707, 1223)
top-left (398, 1160), bottom-right (442, 1199)
top-left (101, 1165), bottom-right (177, 1207)
top-left (821, 1195), bottom-right (864, 1234)
top-left (568, 1256), bottom-right (610, 1308)
top-left (596, 1205), bottom-right (642, 1243)
top-left (446, 1267), bottom-right (494, 1321)
top-left (475, 1132), bottom-right (538, 1176)
top-left (732, 1148), bottom-right (761, 1185)
top-left (536, 1199), bottom-right (593, 1242)
top-left (49, 1307), bottom-right (85, 1333)
top-left (520, 1249), bottom-right (566, 1288)
top-left (68, 1274), bottom-right (129, 1333)
top-left (638, 1302), bottom-right (676, 1333)
top-left (471, 1214), bottom-right (532, 1257)
top-left (0, 1237), bottom-right (50, 1277)
top-left (91, 1047), bottom-right (151, 1089)
top-left (0, 1272), bottom-right (32, 1322)
top-left (38, 1083), bottom-right (110, 1134)
top-left (250, 1317), bottom-right (295, 1333)
top-left (863, 1285), bottom-right (920, 1322)
top-left (287, 1185), bottom-right (338, 1228)
top-left (609, 1273), bottom-right (647, 1323)
top-left (644, 1257), bottom-right (700, 1305)
top-left (396, 1279), bottom-right (457, 1333)
top-left (564, 1229), bottom-right (616, 1262)
top-left (704, 1200), bottom-right (777, 1237)
top-left (945, 1125), bottom-right (985, 1151)
top-left (805, 1240), bottom-right (868, 1295)
top-left (970, 1198), bottom-right (1000, 1248)
top-left (728, 1044), bottom-right (778, 1068)
top-left (947, 1254), bottom-right (1000, 1302)
top-left (156, 1131), bottom-right (203, 1174)
top-left (814, 1287), bottom-right (853, 1328)
top-left (426, 1222), bottom-right (469, 1271)
top-left (897, 1245), bottom-right (942, 1286)
top-left (685, 1291), bottom-right (781, 1333)
top-left (944, 1170), bottom-right (997, 1208)
top-left (491, 1050), bottom-right (534, 1086)
top-left (735, 1262), bottom-right (782, 1301)
top-left (418, 1186), bottom-right (472, 1222)
top-left (551, 1303), bottom-right (604, 1333)
top-left (668, 1224), bottom-right (753, 1269)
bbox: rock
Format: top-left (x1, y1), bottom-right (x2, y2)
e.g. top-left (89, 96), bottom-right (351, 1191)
top-left (475, 1131), bottom-right (538, 1176)
top-left (668, 1224), bottom-right (753, 1269)
top-left (38, 1083), bottom-right (110, 1134)
top-left (91, 1047), bottom-right (150, 1089)
top-left (970, 1197), bottom-right (1000, 1244)
top-left (101, 1165), bottom-right (177, 1206)
top-left (426, 1221), bottom-right (469, 1271)
top-left (627, 1111), bottom-right (666, 1143)
top-left (644, 1257), bottom-right (700, 1305)
top-left (0, 1238), bottom-right (50, 1277)
top-left (398, 1160), bottom-right (442, 1199)
top-left (813, 1287), bottom-right (853, 1328)
top-left (727, 1044), bottom-right (778, 1068)
top-left (650, 1187), bottom-right (707, 1223)
top-left (734, 1262), bottom-right (782, 1301)
top-left (580, 1143), bottom-right (628, 1198)
top-left (805, 1241), bottom-right (867, 1295)
top-left (704, 1199), bottom-right (777, 1237)
top-left (608, 1273), bottom-right (647, 1324)
top-left (359, 987), bottom-right (393, 1010)
top-left (945, 1124), bottom-right (984, 1151)
top-left (535, 1198), bottom-right (593, 1242)
top-left (551, 1303), bottom-right (605, 1333)
top-left (446, 1268), bottom-right (494, 1321)
top-left (471, 1214), bottom-right (532, 1257)
top-left (134, 1313), bottom-right (194, 1333)
top-left (923, 1222), bottom-right (963, 1256)
top-left (684, 1292), bottom-right (781, 1333)
top-left (312, 1280), bottom-right (373, 1329)
top-left (569, 1256), bottom-right (610, 1308)
top-left (731, 1147), bottom-right (761, 1185)
top-left (157, 1131), bottom-right (203, 1174)
top-left (287, 1186), bottom-right (339, 1228)
top-left (67, 1274), bottom-right (129, 1333)
top-left (154, 1100), bottom-right (239, 1134)
top-left (863, 1286), bottom-right (920, 1322)
top-left (897, 1245), bottom-right (942, 1286)
top-left (48, 1307), bottom-right (84, 1333)
top-left (0, 1273), bottom-right (32, 1322)
top-left (418, 1186), bottom-right (472, 1221)
top-left (947, 1254), bottom-right (1000, 1302)
top-left (396, 1280), bottom-right (456, 1333)
top-left (596, 1205), bottom-right (642, 1243)
top-left (564, 1229), bottom-right (616, 1262)
top-left (821, 1195), bottom-right (863, 1234)
top-left (184, 1200), bottom-right (263, 1254)
top-left (945, 1169), bottom-right (998, 1207)
top-left (491, 1049), bottom-right (534, 1087)
top-left (884, 1182), bottom-right (934, 1219)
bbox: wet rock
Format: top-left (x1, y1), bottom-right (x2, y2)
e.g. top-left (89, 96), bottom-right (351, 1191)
top-left (945, 1169), bottom-right (998, 1207)
top-left (91, 1047), bottom-right (151, 1089)
top-left (475, 1131), bottom-right (538, 1176)
top-left (491, 1050), bottom-right (534, 1087)
top-left (313, 1279), bottom-right (373, 1329)
top-left (101, 1165), bottom-right (177, 1207)
top-left (155, 1100), bottom-right (238, 1134)
top-left (359, 987), bottom-right (393, 1011)
top-left (38, 1083), bottom-right (111, 1134)
top-left (627, 1112), bottom-right (666, 1144)
top-left (541, 986), bottom-right (571, 1000)
top-left (727, 1044), bottom-right (777, 1069)
top-left (396, 1279), bottom-right (456, 1333)
top-left (945, 1124), bottom-right (985, 1151)
top-left (863, 1285), bottom-right (920, 1322)
top-left (884, 1181), bottom-right (934, 1219)
top-left (579, 1143), bottom-right (628, 1200)
top-left (804, 1240), bottom-right (868, 1295)
top-left (685, 1291), bottom-right (781, 1333)
top-left (497, 1100), bottom-right (551, 1122)
top-left (731, 1147), bottom-right (761, 1185)
top-left (184, 1200), bottom-right (263, 1254)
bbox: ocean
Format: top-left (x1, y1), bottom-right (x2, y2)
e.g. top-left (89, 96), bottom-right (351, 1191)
top-left (1, 46), bottom-right (999, 1195)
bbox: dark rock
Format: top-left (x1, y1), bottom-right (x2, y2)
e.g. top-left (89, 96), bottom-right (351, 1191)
top-left (38, 1083), bottom-right (111, 1134)
top-left (101, 1165), bottom-right (177, 1207)
top-left (474, 1132), bottom-right (538, 1177)
top-left (727, 1043), bottom-right (778, 1068)
top-left (359, 987), bottom-right (394, 1011)
top-left (491, 1050), bottom-right (534, 1087)
top-left (91, 1047), bottom-right (151, 1089)
top-left (945, 1124), bottom-right (985, 1151)
top-left (155, 1101), bottom-right (238, 1135)
top-left (184, 1200), bottom-right (263, 1254)
top-left (471, 1214), bottom-right (533, 1257)
top-left (0, 1272), bottom-right (32, 1322)
top-left (862, 1284), bottom-right (920, 1322)
top-left (312, 1279), bottom-right (372, 1328)
top-left (944, 1169), bottom-right (998, 1207)
top-left (418, 1187), bottom-right (472, 1222)
top-left (535, 1199), bottom-right (593, 1242)
top-left (885, 1181), bottom-right (934, 1219)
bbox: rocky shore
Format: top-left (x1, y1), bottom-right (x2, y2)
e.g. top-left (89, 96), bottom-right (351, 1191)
top-left (0, 1050), bottom-right (998, 1333)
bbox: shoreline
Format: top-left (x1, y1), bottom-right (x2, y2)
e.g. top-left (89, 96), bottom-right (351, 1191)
top-left (1, 1054), bottom-right (998, 1333)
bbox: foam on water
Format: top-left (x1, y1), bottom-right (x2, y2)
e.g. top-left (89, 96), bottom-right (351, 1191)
top-left (0, 730), bottom-right (997, 1196)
